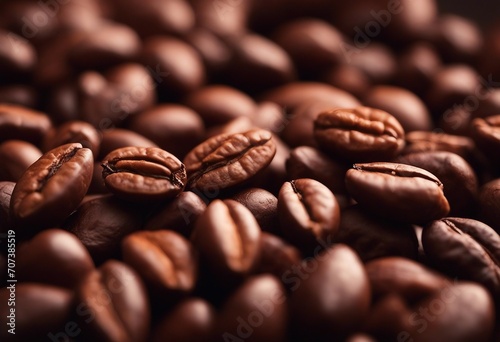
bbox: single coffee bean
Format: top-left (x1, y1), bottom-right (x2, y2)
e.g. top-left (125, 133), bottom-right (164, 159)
top-left (0, 283), bottom-right (72, 341)
top-left (101, 146), bottom-right (186, 201)
top-left (144, 191), bottom-right (207, 237)
top-left (151, 298), bottom-right (217, 342)
top-left (335, 206), bottom-right (419, 262)
top-left (17, 229), bottom-right (95, 288)
top-left (122, 230), bottom-right (198, 298)
top-left (98, 128), bottom-right (158, 160)
top-left (231, 187), bottom-right (280, 235)
top-left (191, 199), bottom-right (261, 281)
top-left (184, 27), bottom-right (232, 74)
top-left (345, 162), bottom-right (450, 223)
top-left (412, 282), bottom-right (494, 342)
top-left (10, 143), bottom-right (93, 235)
top-left (0, 181), bottom-right (15, 233)
top-left (363, 85), bottom-right (433, 132)
top-left (0, 140), bottom-right (42, 182)
top-left (64, 195), bottom-right (144, 264)
top-left (289, 244), bottom-right (371, 341)
top-left (323, 64), bottom-right (371, 99)
top-left (471, 115), bottom-right (500, 160)
top-left (422, 217), bottom-right (500, 299)
top-left (0, 85), bottom-right (38, 108)
top-left (184, 129), bottom-right (276, 193)
top-left (0, 104), bottom-right (52, 144)
top-left (0, 29), bottom-right (36, 77)
top-left (314, 107), bottom-right (405, 162)
top-left (42, 120), bottom-right (101, 158)
top-left (251, 232), bottom-right (302, 281)
top-left (216, 275), bottom-right (288, 342)
top-left (478, 179), bottom-right (500, 232)
top-left (184, 85), bottom-right (257, 126)
top-left (394, 151), bottom-right (478, 217)
top-left (129, 105), bottom-right (205, 159)
top-left (76, 260), bottom-right (150, 342)
top-left (403, 131), bottom-right (476, 161)
top-left (365, 257), bottom-right (450, 304)
top-left (278, 178), bottom-right (340, 254)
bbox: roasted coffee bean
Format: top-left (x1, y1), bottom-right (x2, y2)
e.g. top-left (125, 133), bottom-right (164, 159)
top-left (98, 128), bottom-right (158, 160)
top-left (422, 217), bottom-right (500, 299)
top-left (363, 85), bottom-right (433, 132)
top-left (144, 191), bottom-right (207, 237)
top-left (0, 104), bottom-right (52, 144)
top-left (225, 34), bottom-right (296, 92)
top-left (101, 146), bottom-right (186, 201)
top-left (0, 140), bottom-right (42, 182)
top-left (0, 29), bottom-right (36, 77)
top-left (151, 298), bottom-right (217, 342)
top-left (314, 107), bottom-right (405, 162)
top-left (323, 64), bottom-right (371, 99)
top-left (64, 195), bottom-right (144, 263)
top-left (191, 199), bottom-right (261, 281)
top-left (17, 229), bottom-right (95, 288)
top-left (232, 187), bottom-right (280, 234)
top-left (251, 232), bottom-right (302, 281)
top-left (395, 151), bottom-right (478, 217)
top-left (0, 284), bottom-right (73, 341)
top-left (251, 101), bottom-right (288, 135)
top-left (216, 275), bottom-right (288, 342)
top-left (412, 282), bottom-right (494, 342)
top-left (278, 178), bottom-right (340, 254)
top-left (478, 179), bottom-right (500, 232)
top-left (141, 37), bottom-right (205, 97)
top-left (0, 85), bottom-right (38, 108)
top-left (262, 82), bottom-right (360, 113)
top-left (184, 129), bottom-right (276, 193)
top-left (471, 115), bottom-right (500, 160)
top-left (42, 120), bottom-right (101, 158)
top-left (289, 244), bottom-right (370, 341)
top-left (76, 260), bottom-right (150, 342)
top-left (286, 146), bottom-right (350, 200)
top-left (403, 131), bottom-right (476, 160)
top-left (122, 230), bottom-right (198, 298)
top-left (365, 257), bottom-right (450, 304)
top-left (345, 162), bottom-right (450, 223)
top-left (10, 143), bottom-right (93, 235)
top-left (184, 85), bottom-right (257, 126)
top-left (0, 181), bottom-right (15, 233)
top-left (335, 206), bottom-right (419, 262)
top-left (184, 28), bottom-right (232, 74)
top-left (272, 18), bottom-right (343, 74)
top-left (129, 105), bottom-right (205, 159)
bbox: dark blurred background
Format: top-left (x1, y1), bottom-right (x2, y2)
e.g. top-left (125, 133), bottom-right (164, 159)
top-left (438, 0), bottom-right (500, 27)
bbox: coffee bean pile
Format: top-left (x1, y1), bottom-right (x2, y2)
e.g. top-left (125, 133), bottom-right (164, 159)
top-left (1, 0), bottom-right (500, 341)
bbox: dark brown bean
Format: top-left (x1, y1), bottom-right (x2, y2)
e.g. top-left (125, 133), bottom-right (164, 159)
top-left (232, 188), bottom-right (279, 234)
top-left (101, 146), bottom-right (186, 201)
top-left (345, 162), bottom-right (450, 223)
top-left (42, 120), bottom-right (101, 158)
top-left (184, 129), bottom-right (276, 193)
top-left (314, 107), bottom-right (405, 162)
top-left (0, 140), bottom-right (41, 182)
top-left (0, 104), bottom-right (52, 144)
top-left (10, 143), bottom-right (93, 235)
top-left (98, 128), bottom-right (158, 160)
top-left (478, 179), bottom-right (500, 232)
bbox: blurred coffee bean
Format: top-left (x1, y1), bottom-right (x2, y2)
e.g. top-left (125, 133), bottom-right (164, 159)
top-left (422, 217), bottom-right (500, 299)
top-left (278, 179), bottom-right (340, 254)
top-left (0, 29), bottom-right (36, 79)
top-left (0, 181), bottom-right (15, 234)
top-left (478, 179), bottom-right (500, 232)
top-left (322, 64), bottom-right (371, 99)
top-left (345, 162), bottom-right (450, 223)
top-left (314, 107), bottom-right (405, 162)
top-left (101, 146), bottom-right (187, 201)
top-left (232, 187), bottom-right (279, 234)
top-left (191, 0), bottom-right (249, 39)
top-left (42, 120), bottom-right (101, 157)
top-left (0, 140), bottom-right (41, 182)
top-left (363, 85), bottom-right (433, 132)
top-left (0, 283), bottom-right (72, 341)
top-left (141, 36), bottom-right (205, 98)
top-left (471, 115), bottom-right (500, 161)
top-left (151, 298), bottom-right (216, 342)
top-left (0, 104), bottom-right (52, 144)
top-left (185, 85), bottom-right (257, 126)
top-left (216, 275), bottom-right (288, 342)
top-left (0, 85), bottom-right (37, 108)
top-left (289, 244), bottom-right (370, 341)
top-left (403, 131), bottom-right (476, 162)
top-left (395, 151), bottom-right (478, 217)
top-left (129, 104), bottom-right (205, 159)
top-left (335, 206), bottom-right (419, 262)
top-left (17, 229), bottom-right (95, 288)
top-left (10, 143), bottom-right (93, 237)
top-left (76, 260), bottom-right (150, 342)
top-left (99, 128), bottom-right (158, 160)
